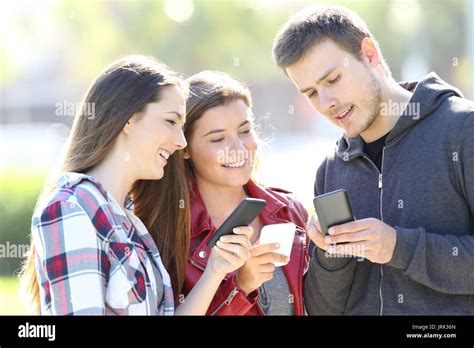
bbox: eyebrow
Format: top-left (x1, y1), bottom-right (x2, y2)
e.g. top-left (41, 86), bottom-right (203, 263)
top-left (164, 111), bottom-right (183, 120)
top-left (299, 67), bottom-right (337, 94)
top-left (204, 120), bottom-right (250, 137)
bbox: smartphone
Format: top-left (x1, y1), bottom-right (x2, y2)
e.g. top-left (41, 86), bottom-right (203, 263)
top-left (313, 189), bottom-right (355, 236)
top-left (207, 198), bottom-right (267, 247)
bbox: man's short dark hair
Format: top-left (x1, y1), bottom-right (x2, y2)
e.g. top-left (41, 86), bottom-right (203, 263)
top-left (272, 5), bottom-right (390, 76)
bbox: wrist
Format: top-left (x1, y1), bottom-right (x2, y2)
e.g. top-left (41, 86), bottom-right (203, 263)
top-left (235, 272), bottom-right (253, 296)
top-left (204, 264), bottom-right (226, 282)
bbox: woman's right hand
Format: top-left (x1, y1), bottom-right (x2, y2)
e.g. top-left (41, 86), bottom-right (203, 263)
top-left (235, 243), bottom-right (290, 296)
top-left (207, 227), bottom-right (253, 278)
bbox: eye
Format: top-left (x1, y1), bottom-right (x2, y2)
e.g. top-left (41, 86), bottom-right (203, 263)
top-left (167, 120), bottom-right (176, 126)
top-left (211, 138), bottom-right (224, 143)
top-left (307, 90), bottom-right (317, 99)
top-left (328, 75), bottom-right (341, 84)
top-left (239, 129), bottom-right (251, 135)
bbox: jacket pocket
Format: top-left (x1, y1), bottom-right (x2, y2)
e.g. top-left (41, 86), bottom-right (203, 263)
top-left (105, 241), bottom-right (147, 309)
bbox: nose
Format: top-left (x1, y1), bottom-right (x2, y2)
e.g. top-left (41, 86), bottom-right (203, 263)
top-left (318, 90), bottom-right (338, 115)
top-left (230, 134), bottom-right (246, 150)
top-left (174, 128), bottom-right (187, 150)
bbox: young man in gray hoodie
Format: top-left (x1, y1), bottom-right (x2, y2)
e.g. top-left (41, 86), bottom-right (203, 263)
top-left (273, 5), bottom-right (474, 315)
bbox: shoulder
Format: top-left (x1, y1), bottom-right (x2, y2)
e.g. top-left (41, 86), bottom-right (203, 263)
top-left (429, 96), bottom-right (474, 151)
top-left (32, 173), bottom-right (114, 238)
top-left (264, 186), bottom-right (308, 222)
top-left (265, 186), bottom-right (298, 203)
top-left (445, 95), bottom-right (474, 116)
top-left (433, 96), bottom-right (474, 133)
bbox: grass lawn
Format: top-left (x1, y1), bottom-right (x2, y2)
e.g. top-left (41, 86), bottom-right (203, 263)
top-left (0, 276), bottom-right (27, 315)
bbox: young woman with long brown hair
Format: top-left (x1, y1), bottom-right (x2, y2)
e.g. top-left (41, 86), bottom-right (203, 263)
top-left (19, 56), bottom-right (252, 315)
top-left (181, 71), bottom-right (309, 315)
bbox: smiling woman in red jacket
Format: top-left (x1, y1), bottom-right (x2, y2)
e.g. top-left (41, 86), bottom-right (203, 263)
top-left (180, 71), bottom-right (309, 315)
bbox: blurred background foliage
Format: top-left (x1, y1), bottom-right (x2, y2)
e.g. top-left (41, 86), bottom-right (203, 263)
top-left (1, 0), bottom-right (472, 87)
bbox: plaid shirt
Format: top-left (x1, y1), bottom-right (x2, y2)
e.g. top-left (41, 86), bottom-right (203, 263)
top-left (32, 172), bottom-right (174, 315)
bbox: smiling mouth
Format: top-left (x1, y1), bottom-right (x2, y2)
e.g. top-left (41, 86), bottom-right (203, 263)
top-left (158, 149), bottom-right (170, 164)
top-left (335, 105), bottom-right (354, 124)
top-left (221, 159), bottom-right (247, 168)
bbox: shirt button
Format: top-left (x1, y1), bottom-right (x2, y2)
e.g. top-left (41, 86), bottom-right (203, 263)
top-left (198, 251), bottom-right (206, 259)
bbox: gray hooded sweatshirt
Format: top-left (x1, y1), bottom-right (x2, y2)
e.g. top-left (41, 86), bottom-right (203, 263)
top-left (304, 72), bottom-right (474, 315)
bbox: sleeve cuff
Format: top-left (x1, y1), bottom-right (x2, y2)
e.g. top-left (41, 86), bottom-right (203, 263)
top-left (386, 226), bottom-right (422, 270)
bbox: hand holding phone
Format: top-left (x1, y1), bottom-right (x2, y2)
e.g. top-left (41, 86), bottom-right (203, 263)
top-left (235, 238), bottom-right (290, 296)
top-left (313, 189), bottom-right (355, 236)
top-left (258, 223), bottom-right (296, 266)
top-left (207, 198), bottom-right (266, 247)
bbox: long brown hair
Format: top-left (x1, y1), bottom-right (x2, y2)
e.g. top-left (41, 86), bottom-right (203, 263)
top-left (19, 55), bottom-right (190, 312)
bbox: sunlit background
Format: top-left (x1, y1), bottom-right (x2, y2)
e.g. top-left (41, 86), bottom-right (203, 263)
top-left (1, 0), bottom-right (473, 314)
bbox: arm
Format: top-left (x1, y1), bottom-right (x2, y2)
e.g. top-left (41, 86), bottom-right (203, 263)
top-left (175, 257), bottom-right (227, 315)
top-left (304, 247), bottom-right (357, 315)
top-left (32, 201), bottom-right (107, 315)
top-left (175, 228), bottom-right (252, 315)
top-left (387, 227), bottom-right (474, 294)
top-left (304, 159), bottom-right (358, 315)
top-left (386, 114), bottom-right (474, 293)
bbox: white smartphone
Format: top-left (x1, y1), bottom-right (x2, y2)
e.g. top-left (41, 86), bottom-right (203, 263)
top-left (258, 222), bottom-right (296, 266)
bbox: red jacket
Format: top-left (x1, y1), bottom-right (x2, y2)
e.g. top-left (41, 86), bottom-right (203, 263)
top-left (181, 180), bottom-right (309, 315)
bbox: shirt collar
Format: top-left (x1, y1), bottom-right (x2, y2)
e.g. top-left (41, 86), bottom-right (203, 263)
top-left (57, 172), bottom-right (133, 209)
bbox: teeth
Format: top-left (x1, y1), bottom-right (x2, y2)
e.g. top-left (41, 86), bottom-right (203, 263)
top-left (158, 149), bottom-right (170, 160)
top-left (338, 106), bottom-right (352, 118)
top-left (223, 160), bottom-right (246, 168)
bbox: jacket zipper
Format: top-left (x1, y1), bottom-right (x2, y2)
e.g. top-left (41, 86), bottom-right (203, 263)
top-left (190, 260), bottom-right (243, 315)
top-left (209, 287), bottom-right (239, 315)
top-left (363, 146), bottom-right (385, 316)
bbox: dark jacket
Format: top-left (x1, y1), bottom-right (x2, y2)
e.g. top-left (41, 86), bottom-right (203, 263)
top-left (305, 72), bottom-right (474, 315)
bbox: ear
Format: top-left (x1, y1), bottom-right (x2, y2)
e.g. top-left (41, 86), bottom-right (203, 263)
top-left (122, 120), bottom-right (132, 136)
top-left (183, 147), bottom-right (191, 160)
top-left (360, 37), bottom-right (380, 69)
top-left (123, 113), bottom-right (139, 136)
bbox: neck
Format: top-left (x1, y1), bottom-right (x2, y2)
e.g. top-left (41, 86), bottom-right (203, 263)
top-left (196, 178), bottom-right (247, 225)
top-left (361, 79), bottom-right (413, 143)
top-left (86, 154), bottom-right (135, 208)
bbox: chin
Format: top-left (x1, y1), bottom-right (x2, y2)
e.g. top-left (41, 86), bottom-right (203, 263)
top-left (231, 175), bottom-right (252, 187)
top-left (148, 168), bottom-right (165, 180)
top-left (344, 122), bottom-right (368, 138)
top-left (344, 129), bottom-right (360, 138)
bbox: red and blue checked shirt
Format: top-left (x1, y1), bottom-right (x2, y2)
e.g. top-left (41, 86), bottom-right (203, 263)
top-left (32, 172), bottom-right (175, 315)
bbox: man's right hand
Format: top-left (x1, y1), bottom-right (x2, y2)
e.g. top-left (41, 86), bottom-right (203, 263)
top-left (235, 242), bottom-right (290, 296)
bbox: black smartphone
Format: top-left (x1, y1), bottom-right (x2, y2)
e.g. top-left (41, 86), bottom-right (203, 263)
top-left (207, 198), bottom-right (267, 247)
top-left (313, 189), bottom-right (355, 236)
